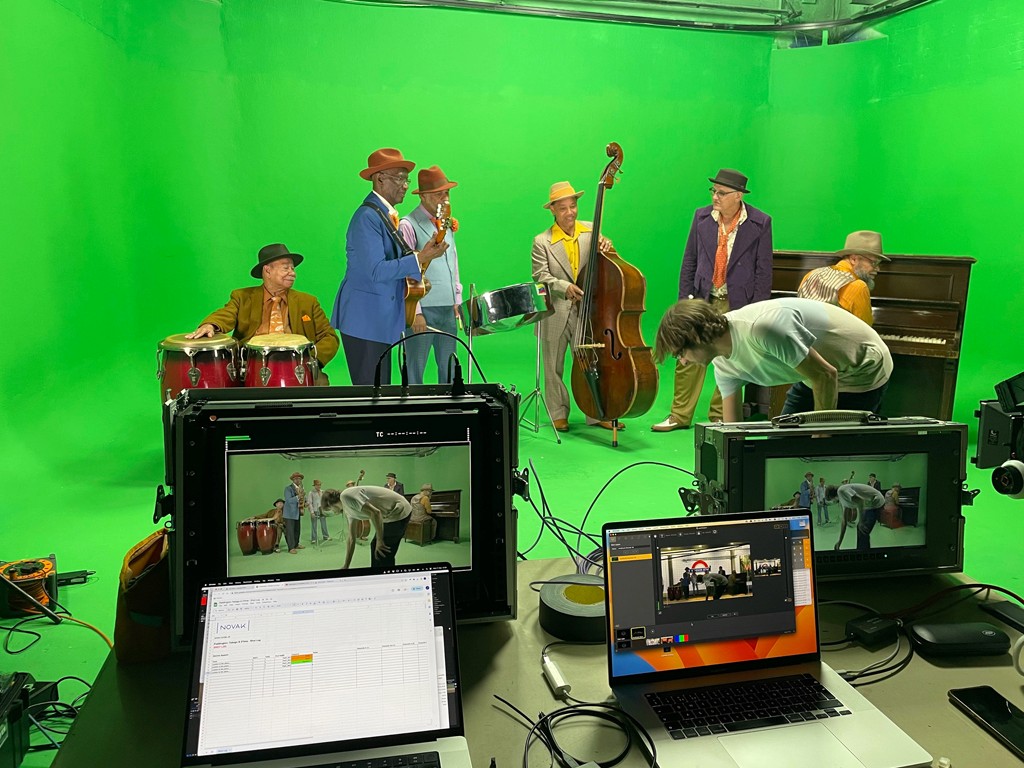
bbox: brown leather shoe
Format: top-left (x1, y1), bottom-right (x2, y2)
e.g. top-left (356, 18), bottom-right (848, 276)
top-left (595, 420), bottom-right (626, 431)
top-left (553, 419), bottom-right (570, 432)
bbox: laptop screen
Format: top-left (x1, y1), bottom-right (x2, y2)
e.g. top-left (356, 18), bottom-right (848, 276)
top-left (182, 564), bottom-right (463, 765)
top-left (604, 510), bottom-right (819, 684)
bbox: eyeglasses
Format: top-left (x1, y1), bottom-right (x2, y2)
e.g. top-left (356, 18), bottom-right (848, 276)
top-left (379, 173), bottom-right (410, 186)
top-left (854, 254), bottom-right (881, 267)
top-left (709, 187), bottom-right (740, 198)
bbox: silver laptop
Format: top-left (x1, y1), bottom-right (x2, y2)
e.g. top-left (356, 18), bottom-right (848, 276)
top-left (602, 510), bottom-right (931, 768)
top-left (181, 563), bottom-right (472, 768)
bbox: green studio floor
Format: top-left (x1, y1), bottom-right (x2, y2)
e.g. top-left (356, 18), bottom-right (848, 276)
top-left (4, 372), bottom-right (1022, 766)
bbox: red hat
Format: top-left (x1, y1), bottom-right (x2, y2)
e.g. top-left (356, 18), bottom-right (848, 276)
top-left (359, 148), bottom-right (415, 180)
top-left (413, 166), bottom-right (458, 195)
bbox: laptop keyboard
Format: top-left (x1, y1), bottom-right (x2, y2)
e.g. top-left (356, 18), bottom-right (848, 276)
top-left (306, 751), bottom-right (441, 768)
top-left (645, 673), bottom-right (852, 740)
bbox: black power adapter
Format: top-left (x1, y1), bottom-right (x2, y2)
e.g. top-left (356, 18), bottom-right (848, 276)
top-left (845, 613), bottom-right (900, 648)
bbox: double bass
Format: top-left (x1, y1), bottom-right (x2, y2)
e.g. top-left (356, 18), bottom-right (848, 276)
top-left (570, 143), bottom-right (658, 443)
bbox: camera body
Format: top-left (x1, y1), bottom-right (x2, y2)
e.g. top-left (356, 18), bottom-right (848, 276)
top-left (973, 400), bottom-right (1024, 498)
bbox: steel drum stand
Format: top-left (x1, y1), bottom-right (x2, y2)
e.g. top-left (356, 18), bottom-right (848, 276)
top-left (519, 331), bottom-right (561, 444)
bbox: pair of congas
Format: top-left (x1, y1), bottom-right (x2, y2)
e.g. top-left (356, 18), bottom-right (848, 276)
top-left (157, 333), bottom-right (319, 400)
top-left (236, 519), bottom-right (280, 555)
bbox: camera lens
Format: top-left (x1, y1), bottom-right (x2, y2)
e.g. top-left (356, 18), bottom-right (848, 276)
top-left (992, 459), bottom-right (1024, 499)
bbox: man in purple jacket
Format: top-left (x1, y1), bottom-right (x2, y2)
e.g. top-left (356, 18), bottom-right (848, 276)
top-left (652, 169), bottom-right (773, 431)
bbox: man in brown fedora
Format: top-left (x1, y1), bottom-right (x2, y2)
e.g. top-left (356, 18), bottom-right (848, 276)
top-left (186, 243), bottom-right (340, 380)
top-left (652, 169), bottom-right (773, 432)
top-left (531, 181), bottom-right (619, 432)
top-left (398, 165), bottom-right (463, 385)
top-left (798, 230), bottom-right (889, 325)
top-left (331, 148), bottom-right (449, 385)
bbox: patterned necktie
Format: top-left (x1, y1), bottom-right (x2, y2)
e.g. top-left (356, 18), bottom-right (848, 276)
top-left (712, 212), bottom-right (742, 288)
top-left (269, 296), bottom-right (285, 334)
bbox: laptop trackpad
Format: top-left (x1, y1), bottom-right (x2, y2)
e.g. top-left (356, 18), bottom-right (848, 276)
top-left (720, 723), bottom-right (863, 768)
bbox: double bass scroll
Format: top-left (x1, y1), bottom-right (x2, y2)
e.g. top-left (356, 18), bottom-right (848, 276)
top-left (569, 143), bottom-right (658, 433)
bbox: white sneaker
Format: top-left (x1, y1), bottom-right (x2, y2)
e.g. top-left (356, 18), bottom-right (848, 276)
top-left (651, 416), bottom-right (689, 432)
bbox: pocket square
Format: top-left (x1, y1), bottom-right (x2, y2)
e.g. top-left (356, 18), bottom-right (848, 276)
top-left (302, 314), bottom-right (311, 322)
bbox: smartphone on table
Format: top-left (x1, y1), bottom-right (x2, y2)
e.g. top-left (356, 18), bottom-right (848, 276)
top-left (948, 685), bottom-right (1024, 761)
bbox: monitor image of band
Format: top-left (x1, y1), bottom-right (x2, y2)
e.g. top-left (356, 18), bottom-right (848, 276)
top-left (763, 453), bottom-right (927, 553)
top-left (225, 443), bottom-right (472, 577)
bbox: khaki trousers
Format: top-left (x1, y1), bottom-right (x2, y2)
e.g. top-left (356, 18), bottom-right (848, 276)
top-left (669, 295), bottom-right (729, 425)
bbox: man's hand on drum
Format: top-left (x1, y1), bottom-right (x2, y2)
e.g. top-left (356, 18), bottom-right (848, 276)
top-left (185, 323), bottom-right (216, 339)
top-left (412, 313), bottom-right (428, 334)
top-left (565, 284), bottom-right (584, 303)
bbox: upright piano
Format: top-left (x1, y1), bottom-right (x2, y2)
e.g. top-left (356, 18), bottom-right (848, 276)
top-left (404, 489), bottom-right (462, 544)
top-left (770, 252), bottom-right (975, 420)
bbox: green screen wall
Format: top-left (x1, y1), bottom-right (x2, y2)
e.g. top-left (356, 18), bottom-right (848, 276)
top-left (3, 0), bottom-right (1022, 589)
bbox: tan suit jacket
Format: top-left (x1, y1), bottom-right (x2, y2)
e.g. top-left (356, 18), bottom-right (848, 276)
top-left (531, 222), bottom-right (593, 420)
top-left (202, 286), bottom-right (340, 367)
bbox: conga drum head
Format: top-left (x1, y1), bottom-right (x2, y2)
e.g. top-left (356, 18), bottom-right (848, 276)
top-left (459, 282), bottom-right (554, 336)
top-left (158, 333), bottom-right (240, 400)
top-left (244, 334), bottom-right (316, 387)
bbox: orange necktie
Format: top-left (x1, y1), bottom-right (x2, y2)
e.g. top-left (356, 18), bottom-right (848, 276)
top-left (269, 296), bottom-right (285, 334)
top-left (712, 213), bottom-right (741, 289)
top-left (389, 212), bottom-right (399, 230)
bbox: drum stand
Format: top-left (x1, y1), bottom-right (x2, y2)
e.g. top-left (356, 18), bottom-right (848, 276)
top-left (519, 331), bottom-right (562, 444)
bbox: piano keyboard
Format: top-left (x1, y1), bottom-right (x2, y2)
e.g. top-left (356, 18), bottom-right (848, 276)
top-left (879, 334), bottom-right (947, 346)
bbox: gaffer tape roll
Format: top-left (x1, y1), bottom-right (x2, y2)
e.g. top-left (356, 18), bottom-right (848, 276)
top-left (538, 573), bottom-right (605, 642)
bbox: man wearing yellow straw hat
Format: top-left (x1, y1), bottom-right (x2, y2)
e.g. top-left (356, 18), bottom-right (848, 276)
top-left (531, 181), bottom-right (619, 433)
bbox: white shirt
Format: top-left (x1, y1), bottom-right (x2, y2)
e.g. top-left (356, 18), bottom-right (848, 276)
top-left (837, 483), bottom-right (886, 512)
top-left (713, 298), bottom-right (893, 398)
top-left (338, 486), bottom-right (411, 523)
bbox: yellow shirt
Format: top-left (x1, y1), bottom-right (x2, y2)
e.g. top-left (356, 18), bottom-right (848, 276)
top-left (550, 221), bottom-right (593, 279)
top-left (798, 260), bottom-right (873, 325)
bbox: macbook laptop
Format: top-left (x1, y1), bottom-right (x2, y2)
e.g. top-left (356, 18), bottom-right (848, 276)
top-left (181, 563), bottom-right (473, 768)
top-left (602, 509), bottom-right (931, 768)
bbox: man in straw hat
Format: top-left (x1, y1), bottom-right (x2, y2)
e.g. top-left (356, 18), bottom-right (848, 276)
top-left (186, 243), bottom-right (340, 380)
top-left (798, 230), bottom-right (889, 325)
top-left (654, 296), bottom-right (892, 421)
top-left (331, 148), bottom-right (449, 385)
top-left (398, 165), bottom-right (463, 384)
top-left (531, 181), bottom-right (620, 432)
top-left (652, 169), bottom-right (773, 433)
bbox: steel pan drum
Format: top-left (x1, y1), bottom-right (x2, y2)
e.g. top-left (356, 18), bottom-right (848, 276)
top-left (459, 282), bottom-right (553, 336)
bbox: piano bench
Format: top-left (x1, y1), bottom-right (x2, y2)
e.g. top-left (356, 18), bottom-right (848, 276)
top-left (404, 518), bottom-right (436, 546)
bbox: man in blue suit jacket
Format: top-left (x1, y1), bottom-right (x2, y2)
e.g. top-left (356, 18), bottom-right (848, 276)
top-left (652, 169), bottom-right (773, 431)
top-left (331, 148), bottom-right (449, 385)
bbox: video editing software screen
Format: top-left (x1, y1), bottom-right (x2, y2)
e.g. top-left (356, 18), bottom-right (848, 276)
top-left (764, 452), bottom-right (927, 554)
top-left (182, 566), bottom-right (461, 763)
top-left (226, 440), bottom-right (473, 577)
top-left (605, 512), bottom-right (817, 682)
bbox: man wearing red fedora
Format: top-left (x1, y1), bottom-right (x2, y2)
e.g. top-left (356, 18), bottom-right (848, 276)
top-left (651, 169), bottom-right (773, 432)
top-left (531, 181), bottom-right (620, 432)
top-left (398, 165), bottom-right (463, 385)
top-left (186, 243), bottom-right (340, 380)
top-left (798, 230), bottom-right (889, 325)
top-left (331, 148), bottom-right (449, 385)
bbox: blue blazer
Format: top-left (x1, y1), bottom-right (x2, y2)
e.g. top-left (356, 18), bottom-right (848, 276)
top-left (332, 193), bottom-right (421, 344)
top-left (677, 203), bottom-right (773, 310)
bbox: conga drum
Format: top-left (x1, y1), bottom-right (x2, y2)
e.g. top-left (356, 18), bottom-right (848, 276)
top-left (242, 334), bottom-right (318, 387)
top-left (255, 520), bottom-right (278, 554)
top-left (236, 520), bottom-right (258, 556)
top-left (157, 333), bottom-right (239, 400)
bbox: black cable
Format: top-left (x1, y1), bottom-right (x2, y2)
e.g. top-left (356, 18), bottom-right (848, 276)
top-left (373, 330), bottom-right (487, 388)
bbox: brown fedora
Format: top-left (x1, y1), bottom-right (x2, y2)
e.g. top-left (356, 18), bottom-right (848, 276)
top-left (359, 148), bottom-right (415, 181)
top-left (543, 181), bottom-right (584, 209)
top-left (413, 166), bottom-right (458, 195)
top-left (836, 230), bottom-right (889, 262)
top-left (251, 243), bottom-right (303, 279)
top-left (708, 168), bottom-right (750, 194)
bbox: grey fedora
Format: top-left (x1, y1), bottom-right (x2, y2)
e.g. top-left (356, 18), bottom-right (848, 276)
top-left (251, 243), bottom-right (304, 279)
top-left (836, 231), bottom-right (889, 262)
